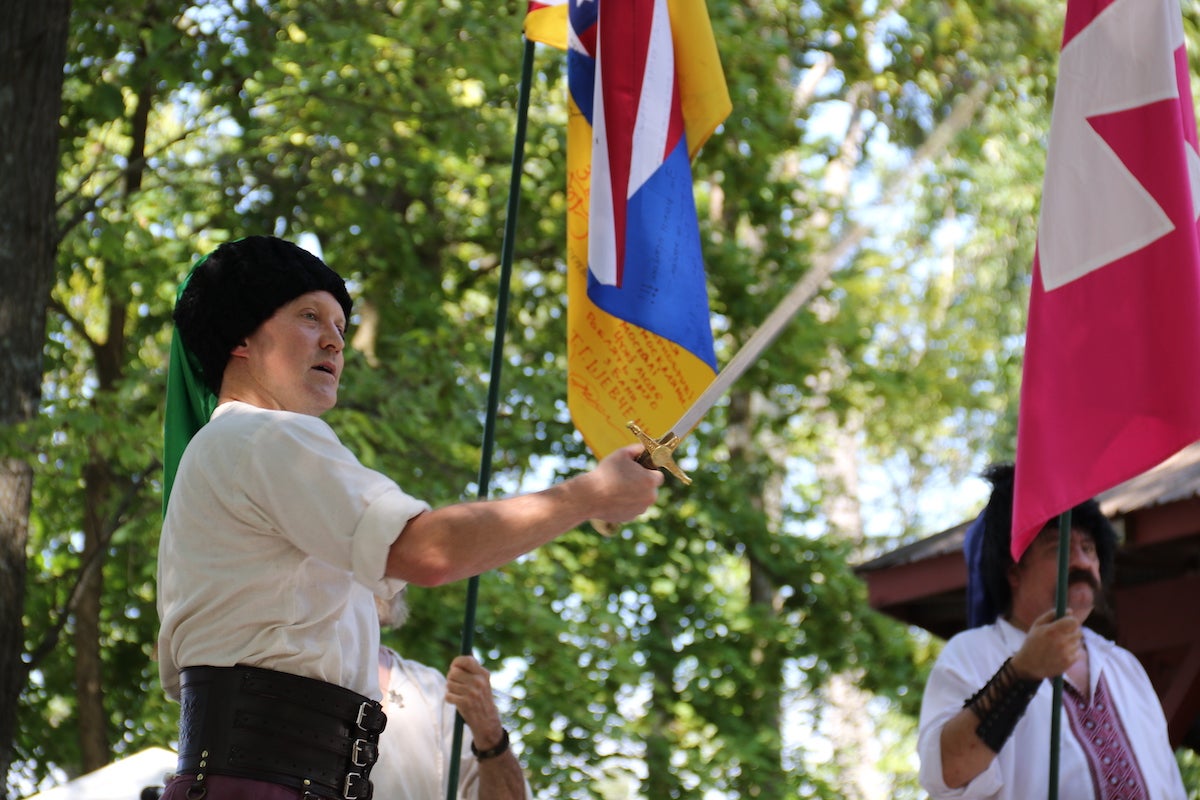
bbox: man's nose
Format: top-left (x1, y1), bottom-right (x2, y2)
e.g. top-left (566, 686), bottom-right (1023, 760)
top-left (1069, 534), bottom-right (1094, 564)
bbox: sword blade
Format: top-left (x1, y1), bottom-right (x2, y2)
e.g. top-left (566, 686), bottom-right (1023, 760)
top-left (593, 265), bottom-right (826, 531)
top-left (663, 263), bottom-right (827, 440)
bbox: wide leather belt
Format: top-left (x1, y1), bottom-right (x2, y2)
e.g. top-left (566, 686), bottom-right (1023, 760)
top-left (176, 665), bottom-right (387, 800)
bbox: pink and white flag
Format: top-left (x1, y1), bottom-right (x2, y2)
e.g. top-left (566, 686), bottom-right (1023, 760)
top-left (1013, 0), bottom-right (1200, 560)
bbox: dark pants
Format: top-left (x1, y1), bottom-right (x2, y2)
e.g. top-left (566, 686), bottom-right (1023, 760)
top-left (160, 773), bottom-right (305, 800)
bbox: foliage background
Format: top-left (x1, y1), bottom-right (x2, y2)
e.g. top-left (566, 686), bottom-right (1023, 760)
top-left (6, 0), bottom-right (1200, 797)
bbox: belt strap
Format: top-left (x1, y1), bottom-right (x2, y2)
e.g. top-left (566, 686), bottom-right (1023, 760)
top-left (177, 665), bottom-right (386, 800)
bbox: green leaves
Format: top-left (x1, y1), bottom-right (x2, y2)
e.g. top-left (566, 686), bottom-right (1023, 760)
top-left (22, 0), bottom-right (1197, 796)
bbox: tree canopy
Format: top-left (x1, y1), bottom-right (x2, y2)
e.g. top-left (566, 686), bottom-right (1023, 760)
top-left (5, 0), bottom-right (1200, 798)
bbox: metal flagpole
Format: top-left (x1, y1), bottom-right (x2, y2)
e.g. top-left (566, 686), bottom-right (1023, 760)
top-left (445, 35), bottom-right (537, 800)
top-left (1047, 510), bottom-right (1071, 800)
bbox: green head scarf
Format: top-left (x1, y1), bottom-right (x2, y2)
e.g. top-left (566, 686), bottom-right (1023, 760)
top-left (161, 256), bottom-right (216, 517)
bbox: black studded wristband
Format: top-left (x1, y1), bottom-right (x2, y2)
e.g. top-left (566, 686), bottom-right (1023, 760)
top-left (963, 657), bottom-right (1043, 753)
top-left (471, 727), bottom-right (510, 760)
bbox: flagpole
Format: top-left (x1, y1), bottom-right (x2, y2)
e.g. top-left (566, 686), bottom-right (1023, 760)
top-left (445, 35), bottom-right (537, 800)
top-left (1046, 510), bottom-right (1071, 800)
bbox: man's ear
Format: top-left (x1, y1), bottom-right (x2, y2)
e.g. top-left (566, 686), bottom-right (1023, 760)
top-left (1006, 562), bottom-right (1021, 593)
top-left (229, 340), bottom-right (250, 359)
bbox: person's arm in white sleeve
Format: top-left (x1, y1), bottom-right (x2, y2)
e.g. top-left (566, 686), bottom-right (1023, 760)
top-left (386, 444), bottom-right (662, 585)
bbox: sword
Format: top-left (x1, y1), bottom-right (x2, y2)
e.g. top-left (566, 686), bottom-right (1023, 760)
top-left (594, 262), bottom-right (828, 533)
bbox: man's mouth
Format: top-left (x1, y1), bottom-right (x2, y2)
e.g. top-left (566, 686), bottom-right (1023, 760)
top-left (313, 364), bottom-right (336, 376)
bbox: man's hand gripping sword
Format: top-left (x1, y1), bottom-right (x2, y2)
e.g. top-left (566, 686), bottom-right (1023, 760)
top-left (592, 422), bottom-right (688, 536)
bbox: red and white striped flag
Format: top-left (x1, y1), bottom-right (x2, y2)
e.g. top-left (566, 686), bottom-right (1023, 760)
top-left (1013, 0), bottom-right (1200, 559)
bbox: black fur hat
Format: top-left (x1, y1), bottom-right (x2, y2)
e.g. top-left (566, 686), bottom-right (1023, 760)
top-left (978, 463), bottom-right (1117, 616)
top-left (173, 236), bottom-right (353, 394)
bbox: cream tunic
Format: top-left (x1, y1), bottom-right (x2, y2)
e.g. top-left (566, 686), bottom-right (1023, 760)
top-left (918, 618), bottom-right (1186, 799)
top-left (372, 647), bottom-right (534, 800)
top-left (157, 401), bottom-right (429, 700)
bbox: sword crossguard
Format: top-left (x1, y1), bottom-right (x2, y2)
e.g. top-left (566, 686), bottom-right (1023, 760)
top-left (627, 421), bottom-right (691, 486)
top-left (590, 421), bottom-right (694, 537)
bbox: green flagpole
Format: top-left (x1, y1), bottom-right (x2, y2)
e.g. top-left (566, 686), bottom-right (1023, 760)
top-left (445, 34), bottom-right (537, 800)
top-left (1047, 509), bottom-right (1071, 800)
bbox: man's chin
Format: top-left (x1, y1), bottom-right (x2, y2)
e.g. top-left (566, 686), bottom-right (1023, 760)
top-left (1067, 585), bottom-right (1095, 616)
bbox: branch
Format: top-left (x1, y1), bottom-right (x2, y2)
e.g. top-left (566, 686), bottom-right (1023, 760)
top-left (24, 460), bottom-right (157, 670)
top-left (815, 72), bottom-right (996, 276)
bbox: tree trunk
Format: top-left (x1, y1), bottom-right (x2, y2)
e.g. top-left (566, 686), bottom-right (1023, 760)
top-left (814, 409), bottom-right (887, 800)
top-left (644, 616), bottom-right (679, 800)
top-left (76, 460), bottom-right (112, 772)
top-left (0, 464), bottom-right (33, 800)
top-left (728, 388), bottom-right (787, 797)
top-left (0, 0), bottom-right (70, 795)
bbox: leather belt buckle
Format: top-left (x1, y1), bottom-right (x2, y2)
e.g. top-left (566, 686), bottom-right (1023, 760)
top-left (355, 702), bottom-right (370, 730)
top-left (350, 739), bottom-right (377, 768)
top-left (354, 701), bottom-right (385, 733)
top-left (342, 771), bottom-right (369, 799)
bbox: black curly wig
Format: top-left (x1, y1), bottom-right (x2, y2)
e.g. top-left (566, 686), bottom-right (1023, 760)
top-left (173, 236), bottom-right (353, 395)
top-left (978, 463), bottom-right (1117, 617)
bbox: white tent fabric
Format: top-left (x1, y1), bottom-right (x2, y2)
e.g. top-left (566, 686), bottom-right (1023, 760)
top-left (23, 747), bottom-right (176, 800)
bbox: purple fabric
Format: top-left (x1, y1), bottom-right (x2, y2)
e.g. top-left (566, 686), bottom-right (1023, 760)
top-left (1064, 674), bottom-right (1152, 800)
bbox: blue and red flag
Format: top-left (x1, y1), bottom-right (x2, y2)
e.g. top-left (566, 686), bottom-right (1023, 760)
top-left (560, 0), bottom-right (730, 458)
top-left (1012, 0), bottom-right (1200, 559)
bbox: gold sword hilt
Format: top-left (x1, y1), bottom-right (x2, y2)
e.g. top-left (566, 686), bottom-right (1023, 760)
top-left (591, 421), bottom-right (691, 537)
top-left (625, 421), bottom-right (691, 485)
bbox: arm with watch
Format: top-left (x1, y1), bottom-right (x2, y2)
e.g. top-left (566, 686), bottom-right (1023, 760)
top-left (446, 654), bottom-right (532, 800)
